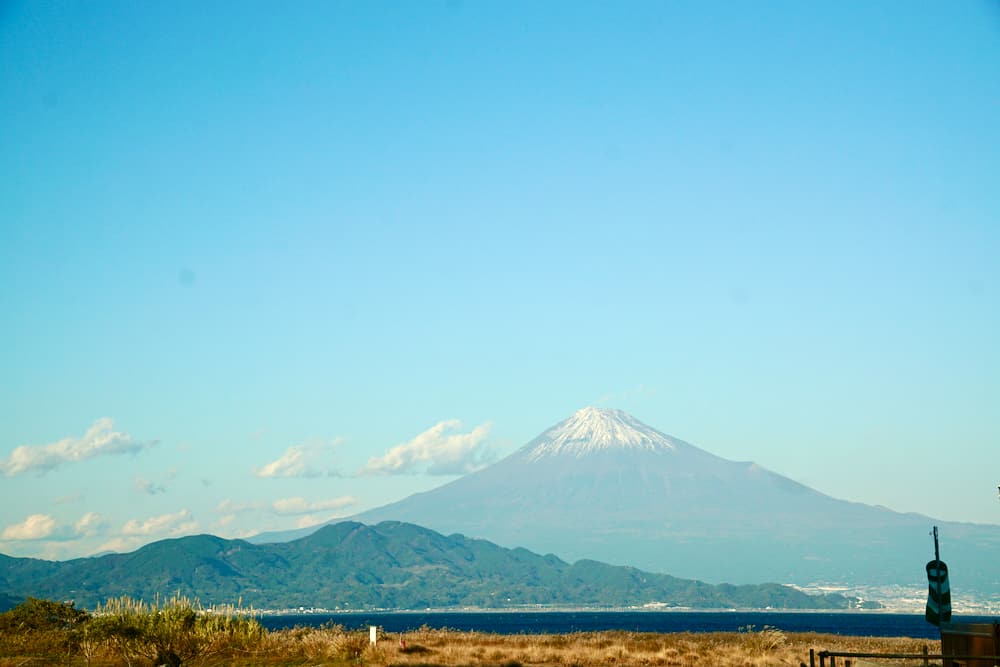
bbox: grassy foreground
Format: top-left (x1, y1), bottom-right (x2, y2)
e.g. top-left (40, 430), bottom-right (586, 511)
top-left (360, 627), bottom-right (936, 667)
top-left (0, 597), bottom-right (938, 667)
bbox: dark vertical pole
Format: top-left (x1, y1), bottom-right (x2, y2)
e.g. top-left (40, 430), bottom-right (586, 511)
top-left (934, 526), bottom-right (941, 618)
top-left (922, 644), bottom-right (929, 667)
top-left (992, 620), bottom-right (999, 667)
top-left (810, 648), bottom-right (816, 667)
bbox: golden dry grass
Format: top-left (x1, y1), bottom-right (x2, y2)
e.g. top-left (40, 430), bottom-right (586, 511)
top-left (0, 624), bottom-right (942, 667)
top-left (370, 627), bottom-right (938, 667)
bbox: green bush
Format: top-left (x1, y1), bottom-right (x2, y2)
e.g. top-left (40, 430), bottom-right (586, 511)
top-left (0, 596), bottom-right (89, 632)
top-left (0, 597), bottom-right (90, 660)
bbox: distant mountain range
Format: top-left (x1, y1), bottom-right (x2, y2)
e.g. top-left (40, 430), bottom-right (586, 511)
top-left (254, 408), bottom-right (1000, 596)
top-left (0, 521), bottom-right (861, 612)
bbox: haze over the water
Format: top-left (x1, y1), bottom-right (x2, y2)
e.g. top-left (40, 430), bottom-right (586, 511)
top-left (1, 2), bottom-right (998, 561)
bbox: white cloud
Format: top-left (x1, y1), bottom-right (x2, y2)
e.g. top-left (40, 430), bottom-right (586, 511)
top-left (271, 496), bottom-right (357, 516)
top-left (360, 420), bottom-right (494, 476)
top-left (0, 418), bottom-right (157, 477)
top-left (74, 512), bottom-right (108, 537)
top-left (254, 439), bottom-right (341, 478)
top-left (0, 512), bottom-right (108, 543)
top-left (121, 509), bottom-right (197, 537)
top-left (255, 445), bottom-right (313, 478)
top-left (2, 514), bottom-right (57, 540)
top-left (95, 536), bottom-right (141, 554)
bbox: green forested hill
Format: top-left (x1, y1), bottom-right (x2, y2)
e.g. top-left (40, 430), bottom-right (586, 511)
top-left (0, 521), bottom-right (860, 611)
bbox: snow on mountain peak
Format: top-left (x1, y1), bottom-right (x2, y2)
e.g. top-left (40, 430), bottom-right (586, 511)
top-left (525, 407), bottom-right (676, 460)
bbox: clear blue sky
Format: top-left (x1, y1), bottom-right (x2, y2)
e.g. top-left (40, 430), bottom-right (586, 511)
top-left (2, 1), bottom-right (998, 561)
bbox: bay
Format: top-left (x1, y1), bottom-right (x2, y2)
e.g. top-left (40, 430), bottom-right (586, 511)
top-left (259, 611), bottom-right (996, 639)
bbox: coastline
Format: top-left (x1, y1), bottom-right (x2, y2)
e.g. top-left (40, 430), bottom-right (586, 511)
top-left (254, 608), bottom-right (985, 641)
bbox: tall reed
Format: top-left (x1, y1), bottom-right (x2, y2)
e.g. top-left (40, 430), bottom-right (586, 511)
top-left (86, 593), bottom-right (262, 666)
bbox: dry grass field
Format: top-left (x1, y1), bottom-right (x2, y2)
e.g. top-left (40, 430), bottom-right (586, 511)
top-left (4, 625), bottom-right (931, 667)
top-left (0, 597), bottom-right (943, 667)
top-left (351, 626), bottom-right (938, 667)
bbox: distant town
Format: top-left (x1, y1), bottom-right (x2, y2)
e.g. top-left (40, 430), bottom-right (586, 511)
top-left (791, 583), bottom-right (1000, 615)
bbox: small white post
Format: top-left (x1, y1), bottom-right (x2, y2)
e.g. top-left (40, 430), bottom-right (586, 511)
top-left (369, 625), bottom-right (377, 647)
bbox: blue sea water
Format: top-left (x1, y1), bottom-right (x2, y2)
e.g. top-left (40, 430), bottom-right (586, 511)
top-left (258, 611), bottom-right (996, 639)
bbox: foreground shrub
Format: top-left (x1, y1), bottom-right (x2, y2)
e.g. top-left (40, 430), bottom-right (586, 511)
top-left (0, 597), bottom-right (90, 661)
top-left (0, 597), bottom-right (89, 632)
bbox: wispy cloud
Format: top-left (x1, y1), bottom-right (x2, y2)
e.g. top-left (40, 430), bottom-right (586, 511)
top-left (360, 420), bottom-right (494, 476)
top-left (121, 509), bottom-right (197, 537)
top-left (1, 514), bottom-right (57, 540)
top-left (96, 510), bottom-right (198, 555)
top-left (95, 537), bottom-right (139, 554)
top-left (271, 496), bottom-right (356, 516)
top-left (1, 511), bottom-right (110, 543)
top-left (254, 439), bottom-right (342, 479)
top-left (74, 512), bottom-right (108, 537)
top-left (0, 419), bottom-right (157, 477)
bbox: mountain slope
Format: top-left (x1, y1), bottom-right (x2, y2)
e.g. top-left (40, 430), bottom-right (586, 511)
top-left (0, 522), bottom-right (856, 611)
top-left (336, 408), bottom-right (1000, 594)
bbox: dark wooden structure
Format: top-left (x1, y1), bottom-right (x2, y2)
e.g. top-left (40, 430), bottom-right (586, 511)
top-left (808, 623), bottom-right (1000, 667)
top-left (940, 621), bottom-right (1000, 667)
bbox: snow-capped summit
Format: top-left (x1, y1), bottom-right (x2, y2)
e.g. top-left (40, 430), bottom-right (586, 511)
top-left (259, 406), bottom-right (1000, 596)
top-left (523, 406), bottom-right (677, 460)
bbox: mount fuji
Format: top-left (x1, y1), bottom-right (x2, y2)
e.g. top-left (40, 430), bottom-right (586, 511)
top-left (258, 408), bottom-right (1000, 594)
